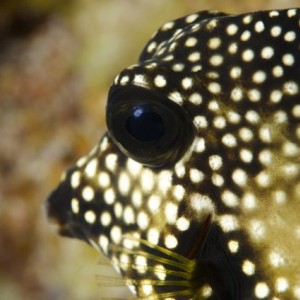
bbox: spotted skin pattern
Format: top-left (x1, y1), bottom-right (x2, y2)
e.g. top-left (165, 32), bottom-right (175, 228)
top-left (47, 9), bottom-right (300, 299)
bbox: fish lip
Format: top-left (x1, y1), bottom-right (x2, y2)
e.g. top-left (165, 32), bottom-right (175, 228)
top-left (45, 197), bottom-right (74, 238)
top-left (46, 199), bottom-right (89, 242)
top-left (46, 184), bottom-right (91, 243)
top-left (45, 182), bottom-right (76, 238)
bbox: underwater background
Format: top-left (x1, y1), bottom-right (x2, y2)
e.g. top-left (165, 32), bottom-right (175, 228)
top-left (1, 0), bottom-right (299, 299)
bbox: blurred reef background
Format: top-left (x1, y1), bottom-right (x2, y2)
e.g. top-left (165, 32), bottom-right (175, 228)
top-left (1, 0), bottom-right (299, 299)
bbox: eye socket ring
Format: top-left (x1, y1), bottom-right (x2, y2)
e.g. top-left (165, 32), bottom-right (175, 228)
top-left (106, 86), bottom-right (196, 168)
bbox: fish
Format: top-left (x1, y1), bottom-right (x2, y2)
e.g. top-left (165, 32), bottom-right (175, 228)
top-left (46, 8), bottom-right (300, 300)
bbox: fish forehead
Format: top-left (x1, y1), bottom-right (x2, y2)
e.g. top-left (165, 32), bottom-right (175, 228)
top-left (114, 8), bottom-right (299, 119)
top-left (139, 9), bottom-right (298, 63)
top-left (48, 8), bottom-right (300, 300)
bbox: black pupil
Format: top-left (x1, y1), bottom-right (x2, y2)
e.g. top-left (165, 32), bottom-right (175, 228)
top-left (126, 106), bottom-right (164, 142)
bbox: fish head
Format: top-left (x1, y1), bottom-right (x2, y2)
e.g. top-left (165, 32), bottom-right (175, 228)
top-left (47, 8), bottom-right (300, 300)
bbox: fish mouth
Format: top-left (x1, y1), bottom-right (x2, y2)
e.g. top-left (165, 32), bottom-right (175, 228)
top-left (46, 211), bottom-right (76, 238)
top-left (46, 183), bottom-right (92, 244)
top-left (45, 181), bottom-right (72, 232)
top-left (45, 182), bottom-right (88, 242)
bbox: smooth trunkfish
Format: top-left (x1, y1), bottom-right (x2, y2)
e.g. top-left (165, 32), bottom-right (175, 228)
top-left (46, 8), bottom-right (300, 300)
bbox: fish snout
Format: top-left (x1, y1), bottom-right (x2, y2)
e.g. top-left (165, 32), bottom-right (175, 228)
top-left (46, 183), bottom-right (75, 238)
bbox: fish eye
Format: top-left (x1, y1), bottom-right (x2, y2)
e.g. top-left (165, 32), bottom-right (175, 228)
top-left (126, 105), bottom-right (164, 142)
top-left (106, 86), bottom-right (196, 167)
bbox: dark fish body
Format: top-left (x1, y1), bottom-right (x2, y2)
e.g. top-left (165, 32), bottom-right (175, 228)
top-left (47, 8), bottom-right (300, 299)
